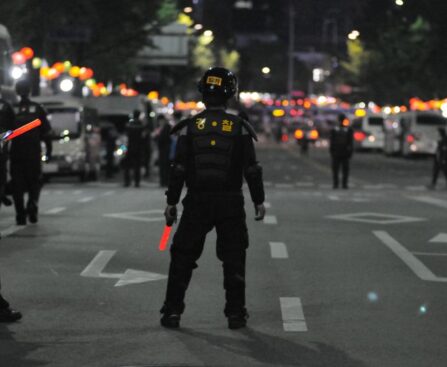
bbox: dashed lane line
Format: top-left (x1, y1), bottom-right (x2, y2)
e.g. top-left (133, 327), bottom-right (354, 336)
top-left (43, 207), bottom-right (66, 215)
top-left (78, 196), bottom-right (95, 203)
top-left (280, 297), bottom-right (308, 332)
top-left (263, 215), bottom-right (278, 225)
top-left (269, 242), bottom-right (288, 259)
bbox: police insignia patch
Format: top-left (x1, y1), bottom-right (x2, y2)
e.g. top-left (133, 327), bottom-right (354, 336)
top-left (206, 76), bottom-right (222, 86)
top-left (196, 118), bottom-right (206, 130)
top-left (222, 120), bottom-right (233, 132)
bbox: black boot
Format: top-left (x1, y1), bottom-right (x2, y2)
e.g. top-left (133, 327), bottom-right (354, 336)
top-left (0, 307), bottom-right (22, 322)
top-left (160, 305), bottom-right (181, 329)
top-left (227, 312), bottom-right (249, 330)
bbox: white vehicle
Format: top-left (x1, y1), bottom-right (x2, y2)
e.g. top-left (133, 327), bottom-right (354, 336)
top-left (351, 114), bottom-right (385, 151)
top-left (0, 24), bottom-right (15, 101)
top-left (36, 96), bottom-right (101, 181)
top-left (384, 111), bottom-right (447, 157)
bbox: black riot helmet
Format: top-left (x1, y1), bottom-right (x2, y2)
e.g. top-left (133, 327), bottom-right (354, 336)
top-left (15, 79), bottom-right (31, 98)
top-left (198, 67), bottom-right (237, 105)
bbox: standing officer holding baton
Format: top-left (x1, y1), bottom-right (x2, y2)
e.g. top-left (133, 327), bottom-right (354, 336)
top-left (160, 67), bottom-right (265, 330)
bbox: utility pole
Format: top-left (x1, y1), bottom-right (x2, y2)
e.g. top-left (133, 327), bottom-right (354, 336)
top-left (287, 0), bottom-right (295, 100)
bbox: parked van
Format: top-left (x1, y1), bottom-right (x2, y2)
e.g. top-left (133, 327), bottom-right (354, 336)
top-left (351, 113), bottom-right (385, 151)
top-left (383, 111), bottom-right (447, 157)
top-left (36, 96), bottom-right (101, 180)
top-left (0, 24), bottom-right (15, 101)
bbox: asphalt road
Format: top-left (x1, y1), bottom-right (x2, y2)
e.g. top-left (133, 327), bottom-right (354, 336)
top-left (1, 140), bottom-right (446, 367)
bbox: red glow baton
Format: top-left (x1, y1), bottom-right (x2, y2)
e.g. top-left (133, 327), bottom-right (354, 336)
top-left (1, 119), bottom-right (42, 141)
top-left (159, 225), bottom-right (173, 251)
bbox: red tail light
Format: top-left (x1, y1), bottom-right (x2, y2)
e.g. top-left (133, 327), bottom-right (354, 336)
top-left (309, 129), bottom-right (319, 140)
top-left (354, 131), bottom-right (366, 141)
top-left (406, 134), bottom-right (415, 143)
top-left (294, 129), bottom-right (304, 140)
top-left (281, 134), bottom-right (289, 142)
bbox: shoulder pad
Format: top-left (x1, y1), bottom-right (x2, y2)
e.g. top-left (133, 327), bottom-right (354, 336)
top-left (170, 119), bottom-right (189, 135)
top-left (240, 118), bottom-right (258, 141)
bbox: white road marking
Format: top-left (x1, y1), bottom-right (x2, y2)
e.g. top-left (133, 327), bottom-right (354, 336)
top-left (81, 250), bottom-right (167, 286)
top-left (102, 190), bottom-right (115, 196)
top-left (328, 212), bottom-right (426, 225)
top-left (405, 185), bottom-right (427, 192)
top-left (429, 233), bottom-right (447, 243)
top-left (43, 207), bottom-right (66, 215)
top-left (328, 195), bottom-right (340, 201)
top-left (78, 196), bottom-right (94, 203)
top-left (264, 202), bottom-right (272, 209)
top-left (413, 252), bottom-right (447, 257)
top-left (319, 184), bottom-right (332, 189)
top-left (296, 182), bottom-right (314, 188)
top-left (280, 297), bottom-right (308, 332)
top-left (73, 190), bottom-right (83, 195)
top-left (81, 250), bottom-right (120, 278)
top-left (0, 225), bottom-right (25, 238)
top-left (104, 209), bottom-right (166, 223)
top-left (412, 196), bottom-right (447, 210)
top-left (275, 183), bottom-right (294, 189)
top-left (269, 242), bottom-right (289, 259)
top-left (263, 215), bottom-right (278, 225)
top-left (373, 231), bottom-right (447, 282)
top-left (264, 181), bottom-right (273, 187)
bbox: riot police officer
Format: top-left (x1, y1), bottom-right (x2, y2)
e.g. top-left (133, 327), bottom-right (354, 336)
top-left (160, 67), bottom-right (266, 330)
top-left (0, 91), bottom-right (22, 323)
top-left (330, 114), bottom-right (354, 189)
top-left (124, 110), bottom-right (144, 187)
top-left (0, 90), bottom-right (15, 206)
top-left (429, 127), bottom-right (447, 189)
top-left (10, 80), bottom-right (52, 225)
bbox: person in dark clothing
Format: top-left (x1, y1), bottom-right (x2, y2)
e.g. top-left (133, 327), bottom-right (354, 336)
top-left (143, 108), bottom-right (154, 178)
top-left (429, 128), bottom-right (447, 189)
top-left (103, 124), bottom-right (118, 179)
top-left (0, 92), bottom-right (15, 206)
top-left (330, 114), bottom-right (354, 189)
top-left (10, 80), bottom-right (52, 225)
top-left (124, 110), bottom-right (144, 187)
top-left (160, 67), bottom-right (266, 330)
top-left (156, 115), bottom-right (172, 187)
top-left (0, 92), bottom-right (22, 323)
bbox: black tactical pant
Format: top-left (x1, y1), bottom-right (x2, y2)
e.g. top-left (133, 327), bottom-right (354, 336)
top-left (124, 154), bottom-right (141, 187)
top-left (11, 164), bottom-right (42, 220)
top-left (431, 160), bottom-right (447, 187)
top-left (163, 192), bottom-right (249, 316)
top-left (331, 156), bottom-right (350, 188)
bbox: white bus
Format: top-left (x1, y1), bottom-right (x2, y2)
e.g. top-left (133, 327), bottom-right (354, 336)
top-left (0, 24), bottom-right (14, 101)
top-left (383, 111), bottom-right (447, 157)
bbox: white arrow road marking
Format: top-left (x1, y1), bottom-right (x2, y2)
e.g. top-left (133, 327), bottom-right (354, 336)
top-left (43, 207), bottom-right (66, 215)
top-left (328, 212), bottom-right (426, 225)
top-left (373, 231), bottom-right (447, 282)
top-left (411, 196), bottom-right (447, 209)
top-left (429, 233), bottom-right (447, 243)
top-left (280, 297), bottom-right (307, 332)
top-left (104, 210), bottom-right (165, 223)
top-left (0, 225), bottom-right (26, 238)
top-left (81, 250), bottom-right (167, 287)
top-left (263, 215), bottom-right (278, 225)
top-left (269, 242), bottom-right (288, 259)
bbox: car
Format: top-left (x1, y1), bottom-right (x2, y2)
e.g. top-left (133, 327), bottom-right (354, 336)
top-left (351, 113), bottom-right (385, 151)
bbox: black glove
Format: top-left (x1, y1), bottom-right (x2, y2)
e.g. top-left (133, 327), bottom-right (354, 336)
top-left (254, 203), bottom-right (266, 221)
top-left (164, 205), bottom-right (177, 226)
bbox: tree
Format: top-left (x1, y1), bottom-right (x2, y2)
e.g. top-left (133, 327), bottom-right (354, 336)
top-left (0, 0), bottom-right (169, 82)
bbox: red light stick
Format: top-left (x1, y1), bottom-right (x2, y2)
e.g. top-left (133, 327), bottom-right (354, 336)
top-left (1, 119), bottom-right (42, 141)
top-left (159, 225), bottom-right (173, 251)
